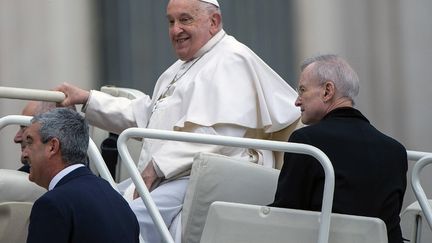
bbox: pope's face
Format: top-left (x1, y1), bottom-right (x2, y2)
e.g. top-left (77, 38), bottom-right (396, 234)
top-left (167, 0), bottom-right (214, 61)
top-left (295, 64), bottom-right (328, 125)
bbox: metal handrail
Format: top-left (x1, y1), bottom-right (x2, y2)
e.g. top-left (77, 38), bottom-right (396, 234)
top-left (411, 154), bottom-right (432, 231)
top-left (117, 128), bottom-right (335, 243)
top-left (0, 115), bottom-right (117, 190)
top-left (407, 150), bottom-right (432, 161)
top-left (0, 86), bottom-right (65, 102)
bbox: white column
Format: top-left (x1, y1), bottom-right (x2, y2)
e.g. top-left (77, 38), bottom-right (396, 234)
top-left (0, 0), bottom-right (100, 169)
top-left (294, 0), bottom-right (345, 61)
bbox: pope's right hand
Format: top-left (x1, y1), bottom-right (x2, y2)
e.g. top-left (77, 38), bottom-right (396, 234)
top-left (55, 82), bottom-right (90, 107)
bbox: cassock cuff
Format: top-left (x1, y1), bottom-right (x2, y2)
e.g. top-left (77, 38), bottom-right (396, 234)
top-left (151, 159), bottom-right (165, 178)
top-left (81, 90), bottom-right (94, 113)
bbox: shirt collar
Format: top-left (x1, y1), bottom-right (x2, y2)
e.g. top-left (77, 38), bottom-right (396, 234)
top-left (192, 29), bottom-right (226, 59)
top-left (48, 164), bottom-right (85, 190)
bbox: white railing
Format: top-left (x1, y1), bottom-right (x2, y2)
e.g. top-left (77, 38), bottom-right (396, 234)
top-left (117, 128), bottom-right (335, 243)
top-left (404, 150), bottom-right (432, 243)
top-left (407, 150), bottom-right (432, 162)
top-left (0, 86), bottom-right (65, 102)
top-left (410, 153), bottom-right (432, 231)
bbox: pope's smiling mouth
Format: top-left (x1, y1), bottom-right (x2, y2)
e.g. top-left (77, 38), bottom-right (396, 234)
top-left (176, 37), bottom-right (189, 45)
top-left (174, 33), bottom-right (190, 44)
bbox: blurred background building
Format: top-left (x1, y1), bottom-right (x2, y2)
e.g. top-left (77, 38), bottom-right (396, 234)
top-left (0, 0), bottom-right (431, 238)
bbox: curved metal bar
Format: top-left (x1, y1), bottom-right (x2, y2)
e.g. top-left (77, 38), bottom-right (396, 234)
top-left (88, 138), bottom-right (118, 190)
top-left (118, 128), bottom-right (335, 243)
top-left (411, 155), bottom-right (432, 231)
top-left (0, 86), bottom-right (65, 102)
top-left (0, 115), bottom-right (32, 129)
top-left (0, 115), bottom-right (117, 190)
top-left (407, 150), bottom-right (432, 161)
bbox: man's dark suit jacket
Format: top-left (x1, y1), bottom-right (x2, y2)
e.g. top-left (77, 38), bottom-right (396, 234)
top-left (271, 107), bottom-right (407, 243)
top-left (27, 166), bottom-right (139, 243)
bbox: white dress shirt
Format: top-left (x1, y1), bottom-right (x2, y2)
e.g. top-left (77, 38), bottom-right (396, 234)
top-left (48, 164), bottom-right (85, 191)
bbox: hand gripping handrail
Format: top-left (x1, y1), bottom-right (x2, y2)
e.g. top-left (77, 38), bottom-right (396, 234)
top-left (411, 154), bottom-right (432, 231)
top-left (0, 115), bottom-right (117, 190)
top-left (0, 86), bottom-right (65, 102)
top-left (117, 128), bottom-right (335, 243)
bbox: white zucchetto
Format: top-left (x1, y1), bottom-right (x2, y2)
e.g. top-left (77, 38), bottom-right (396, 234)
top-left (199, 0), bottom-right (219, 7)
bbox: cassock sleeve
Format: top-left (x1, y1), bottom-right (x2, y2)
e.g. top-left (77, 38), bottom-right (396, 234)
top-left (27, 196), bottom-right (69, 243)
top-left (84, 90), bottom-right (153, 134)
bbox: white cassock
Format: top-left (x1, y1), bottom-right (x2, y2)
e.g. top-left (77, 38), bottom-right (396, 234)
top-left (84, 29), bottom-right (300, 242)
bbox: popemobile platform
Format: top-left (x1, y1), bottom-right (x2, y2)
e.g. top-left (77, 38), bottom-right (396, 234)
top-left (0, 86), bottom-right (431, 243)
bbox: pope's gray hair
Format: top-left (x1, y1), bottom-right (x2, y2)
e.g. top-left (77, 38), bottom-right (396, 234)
top-left (301, 54), bottom-right (359, 103)
top-left (31, 108), bottom-right (89, 165)
top-left (197, 0), bottom-right (223, 29)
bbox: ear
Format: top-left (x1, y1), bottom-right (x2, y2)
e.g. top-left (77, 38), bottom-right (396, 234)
top-left (322, 81), bottom-right (335, 102)
top-left (209, 12), bottom-right (222, 35)
top-left (46, 138), bottom-right (61, 158)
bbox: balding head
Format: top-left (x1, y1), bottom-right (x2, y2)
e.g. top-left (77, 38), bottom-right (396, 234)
top-left (21, 101), bottom-right (56, 116)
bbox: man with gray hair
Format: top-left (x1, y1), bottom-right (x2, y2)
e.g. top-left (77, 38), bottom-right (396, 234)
top-left (270, 54), bottom-right (407, 243)
top-left (23, 108), bottom-right (139, 243)
top-left (14, 101), bottom-right (76, 173)
top-left (14, 101), bottom-right (57, 172)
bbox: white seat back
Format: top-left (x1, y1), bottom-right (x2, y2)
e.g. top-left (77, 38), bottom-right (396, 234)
top-left (0, 170), bottom-right (42, 243)
top-left (0, 202), bottom-right (33, 243)
top-left (401, 200), bottom-right (432, 243)
top-left (401, 151), bottom-right (432, 243)
top-left (411, 154), bottom-right (432, 230)
top-left (181, 153), bottom-right (279, 243)
top-left (200, 201), bottom-right (388, 243)
top-left (0, 169), bottom-right (45, 203)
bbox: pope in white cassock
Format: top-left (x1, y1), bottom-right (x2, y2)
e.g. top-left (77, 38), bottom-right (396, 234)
top-left (57, 0), bottom-right (301, 242)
